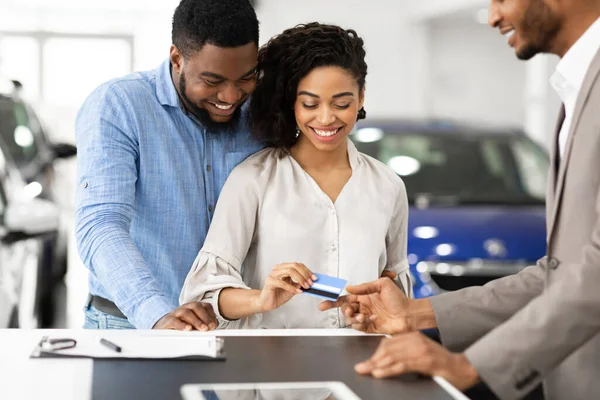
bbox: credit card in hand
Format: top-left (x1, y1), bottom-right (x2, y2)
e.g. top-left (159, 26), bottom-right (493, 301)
top-left (301, 273), bottom-right (347, 301)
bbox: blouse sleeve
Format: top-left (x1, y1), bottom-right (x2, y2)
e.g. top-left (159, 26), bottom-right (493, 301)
top-left (384, 178), bottom-right (414, 298)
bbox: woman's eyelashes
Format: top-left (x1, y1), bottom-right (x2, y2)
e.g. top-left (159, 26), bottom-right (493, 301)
top-left (301, 103), bottom-right (352, 110)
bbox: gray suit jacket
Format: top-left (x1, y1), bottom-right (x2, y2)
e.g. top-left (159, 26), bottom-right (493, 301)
top-left (430, 47), bottom-right (600, 400)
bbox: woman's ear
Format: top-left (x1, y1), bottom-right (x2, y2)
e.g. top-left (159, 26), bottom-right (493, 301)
top-left (356, 87), bottom-right (367, 121)
top-left (359, 87), bottom-right (365, 109)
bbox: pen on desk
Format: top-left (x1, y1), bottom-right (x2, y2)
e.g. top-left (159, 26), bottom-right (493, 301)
top-left (99, 338), bottom-right (122, 353)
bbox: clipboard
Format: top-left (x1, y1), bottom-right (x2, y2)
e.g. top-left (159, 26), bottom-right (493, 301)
top-left (30, 335), bottom-right (226, 361)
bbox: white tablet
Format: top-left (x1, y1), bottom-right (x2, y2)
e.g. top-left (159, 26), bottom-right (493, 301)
top-left (180, 382), bottom-right (361, 400)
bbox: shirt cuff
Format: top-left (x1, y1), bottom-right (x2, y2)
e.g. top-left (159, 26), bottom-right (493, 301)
top-left (133, 295), bottom-right (178, 329)
top-left (208, 286), bottom-right (253, 329)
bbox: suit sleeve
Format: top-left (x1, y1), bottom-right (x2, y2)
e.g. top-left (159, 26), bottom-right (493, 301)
top-left (429, 257), bottom-right (546, 352)
top-left (464, 208), bottom-right (600, 399)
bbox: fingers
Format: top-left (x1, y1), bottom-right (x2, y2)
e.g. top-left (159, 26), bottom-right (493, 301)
top-left (381, 270), bottom-right (397, 280)
top-left (350, 322), bottom-right (370, 332)
top-left (159, 316), bottom-right (192, 331)
top-left (318, 294), bottom-right (359, 311)
top-left (346, 278), bottom-right (387, 295)
top-left (201, 303), bottom-right (218, 330)
top-left (265, 275), bottom-right (302, 295)
top-left (355, 337), bottom-right (401, 376)
top-left (355, 333), bottom-right (441, 379)
top-left (179, 302), bottom-right (218, 331)
top-left (273, 263), bottom-right (315, 289)
top-left (371, 362), bottom-right (409, 379)
top-left (342, 302), bottom-right (359, 319)
top-left (175, 308), bottom-right (209, 331)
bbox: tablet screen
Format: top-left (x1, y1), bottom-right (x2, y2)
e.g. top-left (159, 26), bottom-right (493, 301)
top-left (181, 382), bottom-right (361, 400)
top-left (200, 388), bottom-right (338, 399)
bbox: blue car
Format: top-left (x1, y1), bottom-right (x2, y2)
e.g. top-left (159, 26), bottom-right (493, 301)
top-left (350, 120), bottom-right (549, 298)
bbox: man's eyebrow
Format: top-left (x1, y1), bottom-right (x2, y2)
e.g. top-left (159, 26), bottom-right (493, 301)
top-left (239, 67), bottom-right (257, 79)
top-left (200, 72), bottom-right (226, 80)
top-left (298, 91), bottom-right (319, 98)
top-left (332, 92), bottom-right (354, 99)
top-left (200, 67), bottom-right (257, 81)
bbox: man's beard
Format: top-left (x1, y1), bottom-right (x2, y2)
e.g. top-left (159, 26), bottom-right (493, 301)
top-left (179, 71), bottom-right (245, 135)
top-left (516, 0), bottom-right (561, 60)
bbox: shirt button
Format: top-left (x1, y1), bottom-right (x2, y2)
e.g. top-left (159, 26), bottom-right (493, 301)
top-left (206, 165), bottom-right (211, 172)
top-left (548, 257), bottom-right (560, 269)
top-left (208, 205), bottom-right (213, 213)
top-left (82, 182), bottom-right (88, 189)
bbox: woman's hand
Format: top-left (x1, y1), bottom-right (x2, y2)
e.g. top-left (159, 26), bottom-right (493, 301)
top-left (254, 262), bottom-right (317, 312)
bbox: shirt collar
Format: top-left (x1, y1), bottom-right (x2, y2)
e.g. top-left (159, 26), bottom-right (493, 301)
top-left (155, 58), bottom-right (182, 109)
top-left (553, 17), bottom-right (600, 96)
top-left (347, 138), bottom-right (360, 171)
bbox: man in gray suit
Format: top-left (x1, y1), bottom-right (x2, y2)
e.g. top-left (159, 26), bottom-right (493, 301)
top-left (320, 1), bottom-right (600, 399)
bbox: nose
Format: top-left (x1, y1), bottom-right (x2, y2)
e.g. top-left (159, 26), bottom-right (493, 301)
top-left (488, 3), bottom-right (501, 28)
top-left (316, 106), bottom-right (336, 126)
top-left (217, 82), bottom-right (241, 104)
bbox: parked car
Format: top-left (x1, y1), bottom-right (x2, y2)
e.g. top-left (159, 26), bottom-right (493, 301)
top-left (350, 120), bottom-right (549, 298)
top-left (0, 127), bottom-right (60, 328)
top-left (0, 79), bottom-right (76, 325)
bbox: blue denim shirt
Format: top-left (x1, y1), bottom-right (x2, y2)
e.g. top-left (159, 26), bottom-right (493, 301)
top-left (75, 59), bottom-right (263, 329)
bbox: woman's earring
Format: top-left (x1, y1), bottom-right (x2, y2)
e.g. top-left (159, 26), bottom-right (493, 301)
top-left (295, 126), bottom-right (301, 137)
top-left (357, 107), bottom-right (366, 121)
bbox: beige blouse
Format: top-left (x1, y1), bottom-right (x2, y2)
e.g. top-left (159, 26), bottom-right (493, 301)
top-left (180, 139), bottom-right (412, 329)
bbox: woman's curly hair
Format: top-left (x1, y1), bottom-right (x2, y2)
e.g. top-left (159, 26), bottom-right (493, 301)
top-left (249, 22), bottom-right (368, 149)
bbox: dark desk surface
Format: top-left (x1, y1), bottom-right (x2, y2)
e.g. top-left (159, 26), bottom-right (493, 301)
top-left (92, 335), bottom-right (458, 400)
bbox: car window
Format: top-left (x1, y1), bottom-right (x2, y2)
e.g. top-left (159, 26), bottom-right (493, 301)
top-left (351, 128), bottom-right (549, 205)
top-left (0, 96), bottom-right (39, 166)
top-left (511, 138), bottom-right (548, 199)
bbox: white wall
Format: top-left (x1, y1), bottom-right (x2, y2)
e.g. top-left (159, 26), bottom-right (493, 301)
top-left (255, 0), bottom-right (429, 118)
top-left (428, 15), bottom-right (527, 127)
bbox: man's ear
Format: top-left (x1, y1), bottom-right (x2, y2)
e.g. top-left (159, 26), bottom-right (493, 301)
top-left (170, 45), bottom-right (184, 73)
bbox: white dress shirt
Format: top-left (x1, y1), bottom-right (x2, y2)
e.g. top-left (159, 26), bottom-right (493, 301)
top-left (550, 17), bottom-right (600, 159)
top-left (180, 139), bottom-right (412, 329)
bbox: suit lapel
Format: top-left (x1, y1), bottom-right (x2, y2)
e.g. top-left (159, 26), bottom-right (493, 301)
top-left (546, 106), bottom-right (564, 238)
top-left (548, 48), bottom-right (600, 240)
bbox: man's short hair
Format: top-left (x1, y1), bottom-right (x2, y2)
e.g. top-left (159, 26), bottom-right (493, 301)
top-left (172, 0), bottom-right (259, 58)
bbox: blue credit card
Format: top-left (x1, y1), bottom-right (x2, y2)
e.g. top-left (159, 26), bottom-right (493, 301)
top-left (301, 273), bottom-right (347, 301)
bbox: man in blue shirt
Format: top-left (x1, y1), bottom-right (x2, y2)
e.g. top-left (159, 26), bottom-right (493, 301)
top-left (75, 0), bottom-right (263, 330)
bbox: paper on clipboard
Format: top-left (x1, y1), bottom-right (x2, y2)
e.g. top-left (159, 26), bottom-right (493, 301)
top-left (30, 335), bottom-right (225, 360)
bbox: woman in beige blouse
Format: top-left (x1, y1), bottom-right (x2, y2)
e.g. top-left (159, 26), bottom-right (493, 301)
top-left (180, 23), bottom-right (412, 329)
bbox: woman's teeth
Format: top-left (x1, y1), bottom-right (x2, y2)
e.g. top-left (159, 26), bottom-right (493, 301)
top-left (313, 128), bottom-right (339, 137)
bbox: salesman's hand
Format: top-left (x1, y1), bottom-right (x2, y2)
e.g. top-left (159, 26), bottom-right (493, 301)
top-left (380, 270), bottom-right (397, 280)
top-left (255, 262), bottom-right (316, 313)
top-left (318, 277), bottom-right (410, 334)
top-left (355, 332), bottom-right (480, 391)
top-left (153, 302), bottom-right (217, 331)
